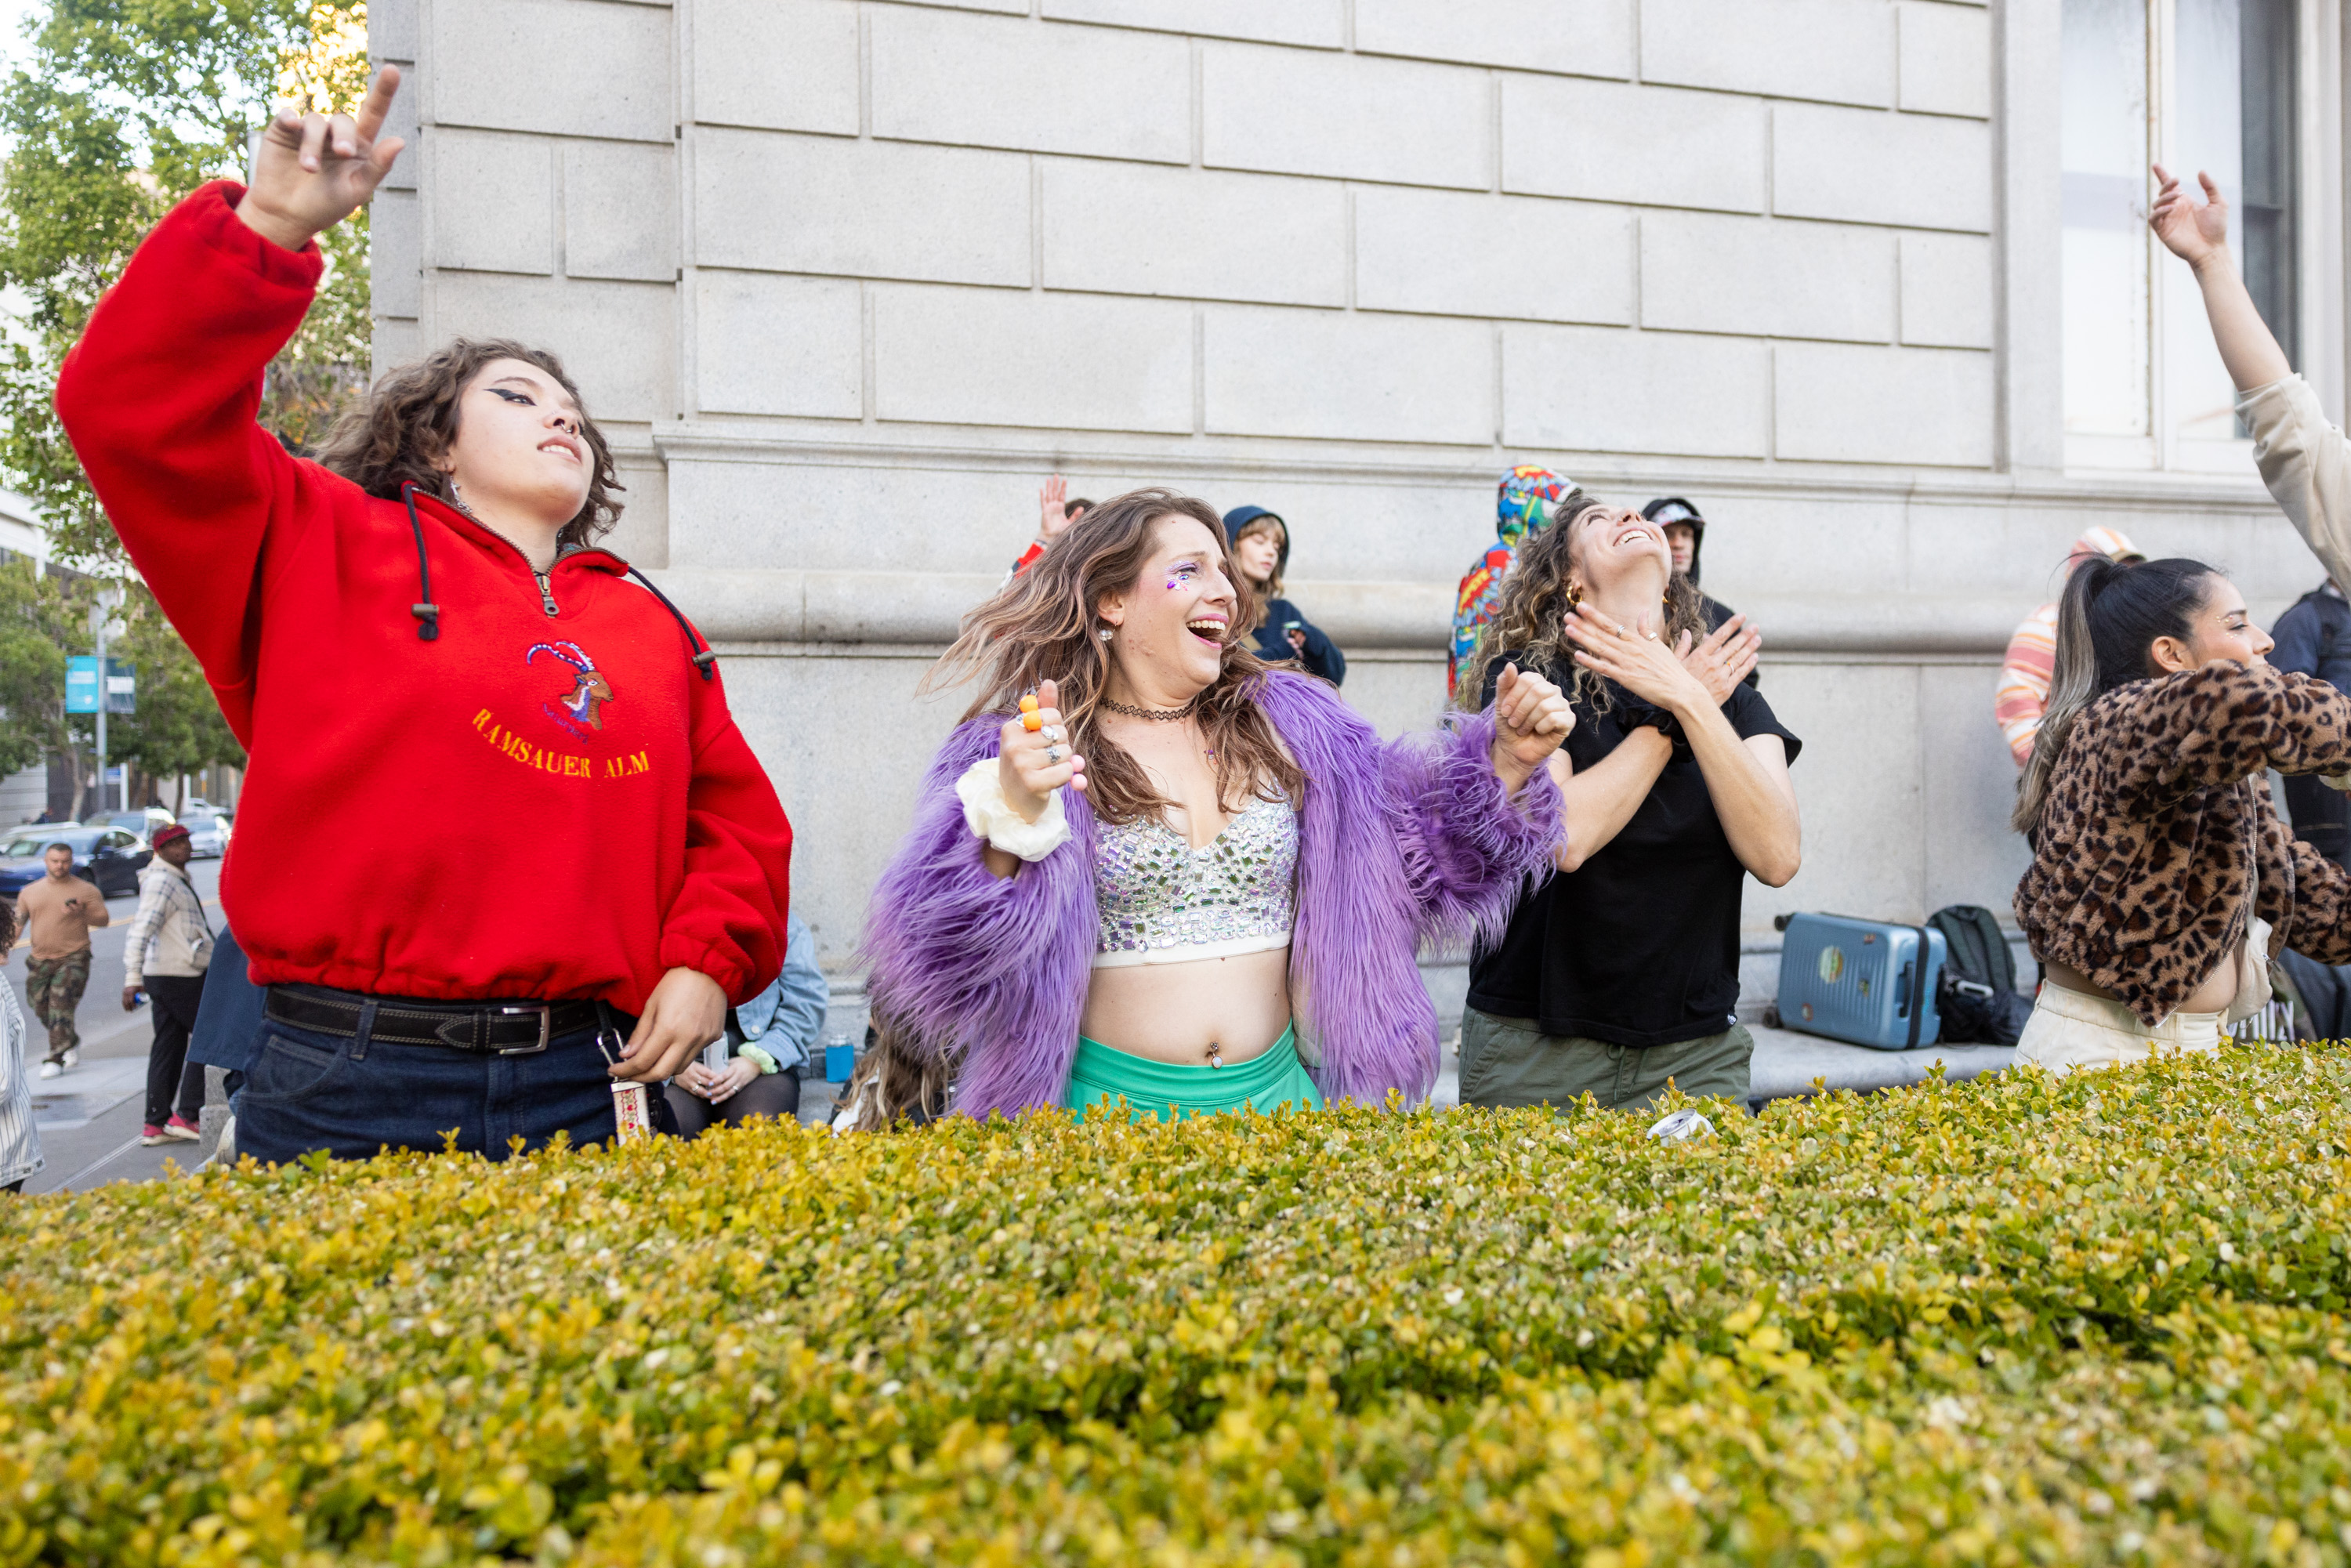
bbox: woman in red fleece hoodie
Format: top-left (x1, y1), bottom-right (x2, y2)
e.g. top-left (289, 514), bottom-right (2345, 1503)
top-left (54, 69), bottom-right (795, 1165)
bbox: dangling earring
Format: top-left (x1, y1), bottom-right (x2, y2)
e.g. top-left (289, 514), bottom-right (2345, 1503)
top-left (1099, 627), bottom-right (1114, 643)
top-left (442, 472), bottom-right (473, 516)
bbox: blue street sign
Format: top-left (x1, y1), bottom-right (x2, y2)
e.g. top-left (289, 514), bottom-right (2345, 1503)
top-left (64, 656), bottom-right (97, 713)
top-left (64, 657), bottom-right (136, 715)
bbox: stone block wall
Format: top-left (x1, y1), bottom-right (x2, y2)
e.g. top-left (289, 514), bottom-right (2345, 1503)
top-left (369, 0), bottom-right (2348, 1005)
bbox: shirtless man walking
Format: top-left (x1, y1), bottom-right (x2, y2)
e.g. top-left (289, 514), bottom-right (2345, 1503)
top-left (16, 844), bottom-right (109, 1078)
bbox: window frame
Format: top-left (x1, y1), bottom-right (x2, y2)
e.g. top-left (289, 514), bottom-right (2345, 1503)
top-left (2063, 0), bottom-right (2339, 474)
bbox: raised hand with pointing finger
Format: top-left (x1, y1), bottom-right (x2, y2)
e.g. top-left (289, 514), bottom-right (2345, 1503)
top-left (235, 65), bottom-right (406, 252)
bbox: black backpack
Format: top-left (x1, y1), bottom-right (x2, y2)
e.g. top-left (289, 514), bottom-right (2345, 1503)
top-left (1928, 904), bottom-right (2034, 1045)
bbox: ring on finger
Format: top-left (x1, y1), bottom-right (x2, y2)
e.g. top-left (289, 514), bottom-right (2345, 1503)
top-left (1042, 725), bottom-right (1062, 744)
top-left (1047, 744), bottom-right (1063, 763)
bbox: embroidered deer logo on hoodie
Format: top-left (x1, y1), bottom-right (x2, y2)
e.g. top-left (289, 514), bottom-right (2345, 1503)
top-left (527, 641), bottom-right (614, 737)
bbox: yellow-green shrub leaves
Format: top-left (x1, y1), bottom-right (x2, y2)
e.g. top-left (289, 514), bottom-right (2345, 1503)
top-left (9, 1048), bottom-right (2351, 1563)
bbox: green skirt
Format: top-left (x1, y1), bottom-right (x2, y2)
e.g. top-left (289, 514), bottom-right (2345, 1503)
top-left (1064, 1024), bottom-right (1324, 1123)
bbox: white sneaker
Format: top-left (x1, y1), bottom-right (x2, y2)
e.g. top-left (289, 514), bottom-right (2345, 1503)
top-left (60, 1048), bottom-right (78, 1070)
top-left (37, 1059), bottom-right (61, 1080)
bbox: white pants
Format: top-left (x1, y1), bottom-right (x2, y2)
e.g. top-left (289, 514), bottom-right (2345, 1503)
top-left (2012, 980), bottom-right (2223, 1077)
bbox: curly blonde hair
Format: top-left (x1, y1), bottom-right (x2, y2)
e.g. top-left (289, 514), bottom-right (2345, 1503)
top-left (1455, 494), bottom-right (1708, 712)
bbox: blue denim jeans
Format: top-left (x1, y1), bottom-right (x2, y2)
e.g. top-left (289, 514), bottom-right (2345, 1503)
top-left (233, 1014), bottom-right (629, 1166)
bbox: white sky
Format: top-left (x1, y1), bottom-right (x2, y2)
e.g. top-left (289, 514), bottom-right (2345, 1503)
top-left (0, 2), bottom-right (35, 74)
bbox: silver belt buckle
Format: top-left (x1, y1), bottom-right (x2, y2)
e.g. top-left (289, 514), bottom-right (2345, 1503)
top-left (496, 1004), bottom-right (552, 1055)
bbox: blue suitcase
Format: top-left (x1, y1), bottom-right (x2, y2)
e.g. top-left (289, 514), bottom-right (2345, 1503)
top-left (1771, 913), bottom-right (1947, 1050)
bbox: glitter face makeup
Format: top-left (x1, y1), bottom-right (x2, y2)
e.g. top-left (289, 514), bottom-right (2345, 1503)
top-left (1165, 562), bottom-right (1200, 592)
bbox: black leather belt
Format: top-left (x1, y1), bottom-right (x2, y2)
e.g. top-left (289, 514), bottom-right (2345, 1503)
top-left (265, 983), bottom-right (603, 1055)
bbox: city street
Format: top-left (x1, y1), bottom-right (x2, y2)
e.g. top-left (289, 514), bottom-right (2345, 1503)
top-left (7, 856), bottom-right (228, 1193)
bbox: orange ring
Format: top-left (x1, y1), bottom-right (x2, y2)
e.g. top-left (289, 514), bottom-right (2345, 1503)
top-left (1023, 712), bottom-right (1044, 732)
top-left (1018, 693), bottom-right (1040, 714)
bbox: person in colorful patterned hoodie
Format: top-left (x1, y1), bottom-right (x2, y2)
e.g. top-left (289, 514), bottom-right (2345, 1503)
top-left (1451, 467), bottom-right (1576, 697)
top-left (1994, 527), bottom-right (2145, 767)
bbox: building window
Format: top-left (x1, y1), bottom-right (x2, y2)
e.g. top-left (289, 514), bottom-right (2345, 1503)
top-left (2062, 0), bottom-right (2302, 469)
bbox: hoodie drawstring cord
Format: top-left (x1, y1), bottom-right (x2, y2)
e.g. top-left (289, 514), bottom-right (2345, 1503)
top-left (625, 567), bottom-right (719, 682)
top-left (400, 482), bottom-right (715, 679)
top-left (400, 482), bottom-right (441, 642)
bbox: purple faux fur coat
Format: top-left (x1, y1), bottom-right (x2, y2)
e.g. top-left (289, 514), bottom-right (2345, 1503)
top-left (861, 669), bottom-right (1562, 1118)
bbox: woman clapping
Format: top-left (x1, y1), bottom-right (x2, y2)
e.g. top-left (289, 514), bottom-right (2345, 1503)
top-left (1458, 494), bottom-right (1795, 1113)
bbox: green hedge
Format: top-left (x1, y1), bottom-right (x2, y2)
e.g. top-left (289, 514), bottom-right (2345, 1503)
top-left (9, 1048), bottom-right (2351, 1564)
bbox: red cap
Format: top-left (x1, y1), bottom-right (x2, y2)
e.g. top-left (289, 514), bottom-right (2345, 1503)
top-left (150, 824), bottom-right (191, 849)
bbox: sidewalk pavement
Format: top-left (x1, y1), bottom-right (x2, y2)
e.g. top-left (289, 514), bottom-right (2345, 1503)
top-left (11, 860), bottom-right (231, 1194)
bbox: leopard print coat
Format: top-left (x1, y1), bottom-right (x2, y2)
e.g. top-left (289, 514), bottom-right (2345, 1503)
top-left (2015, 661), bottom-right (2351, 1026)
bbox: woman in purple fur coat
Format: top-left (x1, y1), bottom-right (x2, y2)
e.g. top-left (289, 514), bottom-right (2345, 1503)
top-left (853, 489), bottom-right (1574, 1126)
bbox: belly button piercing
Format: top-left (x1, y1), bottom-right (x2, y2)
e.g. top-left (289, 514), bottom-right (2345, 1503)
top-left (1206, 1040), bottom-right (1224, 1069)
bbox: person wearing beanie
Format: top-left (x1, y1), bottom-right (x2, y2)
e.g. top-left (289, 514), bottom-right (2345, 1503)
top-left (1222, 505), bottom-right (1345, 685)
top-left (1996, 527), bottom-right (2146, 766)
top-left (1452, 467), bottom-right (1576, 697)
top-left (1642, 497), bottom-right (1757, 690)
top-left (122, 822), bottom-right (212, 1146)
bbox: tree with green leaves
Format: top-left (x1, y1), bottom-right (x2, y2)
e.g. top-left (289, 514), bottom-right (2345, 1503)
top-left (105, 584), bottom-right (244, 812)
top-left (0, 556), bottom-right (84, 781)
top-left (0, 0), bottom-right (371, 567)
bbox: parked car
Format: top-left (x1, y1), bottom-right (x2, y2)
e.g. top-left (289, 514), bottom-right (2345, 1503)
top-left (179, 809), bottom-right (233, 859)
top-left (0, 825), bottom-right (152, 901)
top-left (90, 807), bottom-right (175, 838)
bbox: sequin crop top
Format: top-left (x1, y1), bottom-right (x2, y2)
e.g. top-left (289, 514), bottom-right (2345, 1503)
top-left (1093, 793), bottom-right (1299, 968)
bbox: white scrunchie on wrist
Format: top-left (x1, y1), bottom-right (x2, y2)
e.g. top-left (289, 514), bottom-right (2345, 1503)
top-left (955, 757), bottom-right (1071, 861)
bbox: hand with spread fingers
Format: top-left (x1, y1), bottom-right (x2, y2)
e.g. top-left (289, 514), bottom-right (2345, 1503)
top-left (1681, 612), bottom-right (1762, 704)
top-left (1487, 662), bottom-right (1577, 792)
top-left (1563, 601), bottom-right (1717, 718)
top-left (998, 675), bottom-right (1089, 822)
top-left (1039, 476), bottom-right (1074, 541)
top-left (236, 65), bottom-right (407, 252)
top-left (2150, 162), bottom-right (2229, 270)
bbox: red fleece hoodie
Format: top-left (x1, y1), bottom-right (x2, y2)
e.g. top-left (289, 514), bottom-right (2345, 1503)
top-left (55, 183), bottom-right (792, 1012)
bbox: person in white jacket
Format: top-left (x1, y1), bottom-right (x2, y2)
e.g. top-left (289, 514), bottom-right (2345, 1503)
top-left (2151, 163), bottom-right (2351, 581)
top-left (121, 824), bottom-right (214, 1148)
top-left (0, 898), bottom-right (43, 1192)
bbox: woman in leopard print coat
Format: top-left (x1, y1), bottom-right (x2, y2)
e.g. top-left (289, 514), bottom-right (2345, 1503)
top-left (2012, 555), bottom-right (2351, 1074)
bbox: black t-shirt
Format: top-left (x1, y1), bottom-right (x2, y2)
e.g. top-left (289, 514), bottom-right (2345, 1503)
top-left (1468, 657), bottom-right (1802, 1048)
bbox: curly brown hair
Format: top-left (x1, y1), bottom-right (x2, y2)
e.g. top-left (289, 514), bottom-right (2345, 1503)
top-left (1456, 493), bottom-right (1708, 712)
top-left (314, 339), bottom-right (625, 550)
top-left (926, 488), bottom-right (1308, 825)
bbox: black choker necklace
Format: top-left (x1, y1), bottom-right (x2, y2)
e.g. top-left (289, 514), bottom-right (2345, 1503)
top-left (1101, 694), bottom-right (1201, 721)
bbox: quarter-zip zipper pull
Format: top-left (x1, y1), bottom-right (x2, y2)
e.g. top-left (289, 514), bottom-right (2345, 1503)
top-left (534, 570), bottom-right (559, 617)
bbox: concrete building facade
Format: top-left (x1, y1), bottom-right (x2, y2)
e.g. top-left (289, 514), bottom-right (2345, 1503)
top-left (365, 0), bottom-right (2351, 1007)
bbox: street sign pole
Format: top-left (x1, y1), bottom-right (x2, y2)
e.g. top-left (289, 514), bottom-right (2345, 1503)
top-left (92, 587), bottom-right (124, 814)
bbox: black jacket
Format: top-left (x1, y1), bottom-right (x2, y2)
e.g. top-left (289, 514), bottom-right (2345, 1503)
top-left (1250, 596), bottom-right (1345, 686)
